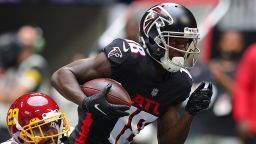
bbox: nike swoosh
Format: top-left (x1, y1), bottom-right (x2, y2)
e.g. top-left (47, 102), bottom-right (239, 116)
top-left (123, 42), bottom-right (129, 52)
top-left (94, 104), bottom-right (107, 116)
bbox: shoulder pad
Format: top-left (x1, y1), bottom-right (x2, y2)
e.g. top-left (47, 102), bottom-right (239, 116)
top-left (102, 38), bottom-right (146, 67)
top-left (102, 38), bottom-right (130, 66)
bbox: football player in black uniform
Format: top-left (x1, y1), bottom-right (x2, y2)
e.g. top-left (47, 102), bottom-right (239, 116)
top-left (51, 3), bottom-right (213, 144)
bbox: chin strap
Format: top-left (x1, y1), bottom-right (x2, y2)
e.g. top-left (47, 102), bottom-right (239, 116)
top-left (161, 57), bottom-right (184, 72)
top-left (160, 50), bottom-right (184, 72)
top-left (145, 45), bottom-right (184, 73)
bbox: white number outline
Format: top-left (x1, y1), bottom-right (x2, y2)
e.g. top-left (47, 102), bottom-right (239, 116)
top-left (126, 40), bottom-right (146, 56)
top-left (108, 106), bottom-right (157, 144)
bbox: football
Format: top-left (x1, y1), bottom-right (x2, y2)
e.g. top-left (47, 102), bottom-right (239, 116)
top-left (81, 78), bottom-right (132, 106)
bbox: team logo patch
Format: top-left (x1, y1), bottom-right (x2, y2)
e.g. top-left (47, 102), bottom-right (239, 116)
top-left (108, 47), bottom-right (123, 58)
top-left (143, 6), bottom-right (173, 36)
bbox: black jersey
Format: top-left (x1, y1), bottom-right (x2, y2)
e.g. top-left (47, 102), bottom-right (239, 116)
top-left (69, 38), bottom-right (192, 144)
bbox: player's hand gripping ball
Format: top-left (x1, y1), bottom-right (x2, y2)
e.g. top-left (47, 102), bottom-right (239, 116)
top-left (81, 78), bottom-right (132, 119)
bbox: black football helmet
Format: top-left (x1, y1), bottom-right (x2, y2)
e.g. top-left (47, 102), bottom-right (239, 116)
top-left (139, 3), bottom-right (200, 72)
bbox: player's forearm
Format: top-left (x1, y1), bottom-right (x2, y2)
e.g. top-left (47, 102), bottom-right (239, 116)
top-left (158, 112), bottom-right (193, 144)
top-left (51, 67), bottom-right (85, 106)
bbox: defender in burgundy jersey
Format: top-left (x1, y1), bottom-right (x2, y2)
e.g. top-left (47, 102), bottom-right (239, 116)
top-left (52, 3), bottom-right (213, 144)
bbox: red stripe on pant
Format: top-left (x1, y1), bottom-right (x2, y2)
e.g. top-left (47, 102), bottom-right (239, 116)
top-left (74, 113), bottom-right (93, 144)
